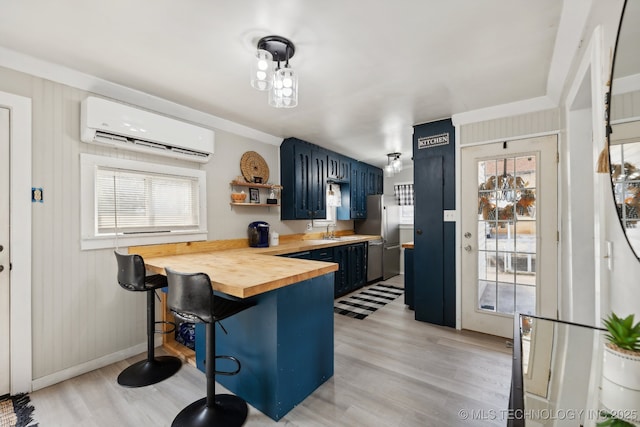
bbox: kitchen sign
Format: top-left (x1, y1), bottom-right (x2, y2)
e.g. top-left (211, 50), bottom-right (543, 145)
top-left (418, 133), bottom-right (449, 149)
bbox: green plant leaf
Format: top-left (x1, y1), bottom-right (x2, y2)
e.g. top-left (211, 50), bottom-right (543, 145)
top-left (603, 313), bottom-right (640, 351)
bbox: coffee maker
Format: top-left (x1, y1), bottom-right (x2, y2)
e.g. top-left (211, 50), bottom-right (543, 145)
top-left (248, 221), bottom-right (270, 247)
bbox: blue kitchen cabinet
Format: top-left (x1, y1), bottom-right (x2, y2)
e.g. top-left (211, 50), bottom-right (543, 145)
top-left (281, 138), bottom-right (326, 220)
top-left (327, 152), bottom-right (351, 182)
top-left (348, 242), bottom-right (367, 290)
top-left (404, 247), bottom-right (414, 309)
top-left (334, 242), bottom-right (367, 297)
top-left (281, 137), bottom-right (379, 221)
top-left (333, 245), bottom-right (349, 297)
top-left (365, 163), bottom-right (384, 195)
top-left (349, 161), bottom-right (367, 219)
top-left (311, 247), bottom-right (334, 262)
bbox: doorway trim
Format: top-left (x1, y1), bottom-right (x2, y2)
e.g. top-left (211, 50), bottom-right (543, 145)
top-left (564, 26), bottom-right (608, 325)
top-left (1, 91), bottom-right (32, 393)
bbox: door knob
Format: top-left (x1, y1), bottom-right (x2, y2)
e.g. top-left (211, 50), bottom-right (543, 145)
top-left (0, 265), bottom-right (4, 272)
top-left (416, 229), bottom-right (423, 235)
top-left (0, 244), bottom-right (3, 252)
top-left (464, 245), bottom-right (472, 252)
top-left (464, 232), bottom-right (472, 239)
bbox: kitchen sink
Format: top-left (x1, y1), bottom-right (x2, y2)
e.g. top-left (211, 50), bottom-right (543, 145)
top-left (324, 235), bottom-right (362, 241)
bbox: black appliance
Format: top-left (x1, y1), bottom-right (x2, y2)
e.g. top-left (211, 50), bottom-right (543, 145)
top-left (248, 221), bottom-right (270, 247)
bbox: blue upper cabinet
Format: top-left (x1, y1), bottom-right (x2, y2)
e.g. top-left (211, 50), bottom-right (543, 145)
top-left (350, 161), bottom-right (367, 219)
top-left (327, 152), bottom-right (350, 182)
top-left (281, 138), bottom-right (379, 221)
top-left (365, 163), bottom-right (383, 195)
top-left (281, 138), bottom-right (326, 220)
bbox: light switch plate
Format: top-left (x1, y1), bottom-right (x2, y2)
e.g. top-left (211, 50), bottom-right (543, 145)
top-left (443, 210), bottom-right (456, 222)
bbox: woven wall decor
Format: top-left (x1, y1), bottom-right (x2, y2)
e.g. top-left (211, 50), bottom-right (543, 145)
top-left (240, 151), bottom-right (269, 183)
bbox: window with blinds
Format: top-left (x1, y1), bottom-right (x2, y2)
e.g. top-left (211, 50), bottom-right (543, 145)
top-left (96, 168), bottom-right (200, 234)
top-left (80, 154), bottom-right (207, 250)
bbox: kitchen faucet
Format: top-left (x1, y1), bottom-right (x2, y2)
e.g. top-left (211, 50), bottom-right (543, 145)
top-left (325, 224), bottom-right (335, 239)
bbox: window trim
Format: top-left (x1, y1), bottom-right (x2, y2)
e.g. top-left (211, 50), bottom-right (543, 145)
top-left (80, 153), bottom-right (207, 250)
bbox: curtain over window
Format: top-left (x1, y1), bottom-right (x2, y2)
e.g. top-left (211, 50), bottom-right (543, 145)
top-left (394, 184), bottom-right (414, 206)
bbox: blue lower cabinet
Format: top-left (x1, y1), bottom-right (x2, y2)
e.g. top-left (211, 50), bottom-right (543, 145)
top-left (333, 245), bottom-right (349, 297)
top-left (333, 242), bottom-right (366, 298)
top-left (194, 274), bottom-right (335, 421)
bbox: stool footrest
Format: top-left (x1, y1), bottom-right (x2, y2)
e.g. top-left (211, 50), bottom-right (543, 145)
top-left (214, 355), bottom-right (241, 376)
top-left (154, 320), bottom-right (177, 335)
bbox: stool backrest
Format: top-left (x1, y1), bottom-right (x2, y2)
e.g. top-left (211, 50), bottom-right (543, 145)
top-left (166, 267), bottom-right (214, 324)
top-left (114, 251), bottom-right (147, 291)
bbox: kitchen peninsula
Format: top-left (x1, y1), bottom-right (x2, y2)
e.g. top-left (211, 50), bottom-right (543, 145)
top-left (133, 234), bottom-right (379, 421)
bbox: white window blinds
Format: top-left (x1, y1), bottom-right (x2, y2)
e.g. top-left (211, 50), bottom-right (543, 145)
top-left (96, 167), bottom-right (200, 234)
top-left (81, 153), bottom-right (207, 250)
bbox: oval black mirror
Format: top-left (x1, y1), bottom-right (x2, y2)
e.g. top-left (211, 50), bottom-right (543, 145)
top-left (608, 0), bottom-right (640, 259)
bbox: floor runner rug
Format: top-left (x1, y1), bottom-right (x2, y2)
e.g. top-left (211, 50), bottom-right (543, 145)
top-left (0, 394), bottom-right (37, 427)
top-left (334, 282), bottom-right (403, 319)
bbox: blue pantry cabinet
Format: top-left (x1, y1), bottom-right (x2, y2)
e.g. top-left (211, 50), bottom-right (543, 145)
top-left (412, 118), bottom-right (456, 328)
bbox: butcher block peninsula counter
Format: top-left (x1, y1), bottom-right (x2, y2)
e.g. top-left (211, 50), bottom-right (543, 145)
top-left (131, 234), bottom-right (379, 421)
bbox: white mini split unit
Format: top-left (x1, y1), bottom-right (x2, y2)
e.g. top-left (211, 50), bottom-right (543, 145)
top-left (80, 96), bottom-right (215, 163)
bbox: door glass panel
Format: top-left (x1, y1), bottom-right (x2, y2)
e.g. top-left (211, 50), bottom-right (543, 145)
top-left (477, 155), bottom-right (537, 316)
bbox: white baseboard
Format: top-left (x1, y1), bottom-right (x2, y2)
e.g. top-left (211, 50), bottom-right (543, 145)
top-left (31, 338), bottom-right (162, 391)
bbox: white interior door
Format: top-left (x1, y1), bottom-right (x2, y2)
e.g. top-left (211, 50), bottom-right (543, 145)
top-left (461, 135), bottom-right (558, 338)
top-left (0, 107), bottom-right (10, 395)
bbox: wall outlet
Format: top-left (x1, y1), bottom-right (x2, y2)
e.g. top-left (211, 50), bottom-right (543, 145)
top-left (306, 222), bottom-right (313, 231)
top-left (443, 210), bottom-right (456, 222)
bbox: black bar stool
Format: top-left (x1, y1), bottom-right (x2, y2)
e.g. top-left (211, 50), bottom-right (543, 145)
top-left (114, 251), bottom-right (182, 387)
top-left (166, 267), bottom-right (256, 427)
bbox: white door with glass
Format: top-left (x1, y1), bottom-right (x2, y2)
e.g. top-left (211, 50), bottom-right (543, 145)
top-left (461, 135), bottom-right (558, 338)
top-left (0, 107), bottom-right (10, 395)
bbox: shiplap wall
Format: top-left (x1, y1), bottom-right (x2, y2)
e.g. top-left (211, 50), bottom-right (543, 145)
top-left (611, 90), bottom-right (640, 121)
top-left (0, 65), bottom-right (340, 382)
top-left (459, 108), bottom-right (560, 145)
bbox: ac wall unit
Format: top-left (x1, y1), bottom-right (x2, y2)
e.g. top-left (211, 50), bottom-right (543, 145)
top-left (80, 96), bottom-right (214, 163)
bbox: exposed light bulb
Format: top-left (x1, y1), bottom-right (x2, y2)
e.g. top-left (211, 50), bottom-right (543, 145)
top-left (257, 59), bottom-right (269, 71)
top-left (392, 157), bottom-right (402, 172)
top-left (251, 49), bottom-right (273, 91)
top-left (385, 164), bottom-right (394, 177)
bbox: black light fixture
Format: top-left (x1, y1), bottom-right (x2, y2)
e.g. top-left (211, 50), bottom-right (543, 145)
top-left (250, 35), bottom-right (298, 108)
top-left (385, 153), bottom-right (403, 177)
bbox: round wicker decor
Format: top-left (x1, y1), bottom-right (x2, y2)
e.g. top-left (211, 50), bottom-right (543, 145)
top-left (240, 151), bottom-right (269, 183)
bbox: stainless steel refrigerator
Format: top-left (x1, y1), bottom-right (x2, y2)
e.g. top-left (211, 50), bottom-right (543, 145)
top-left (354, 194), bottom-right (400, 281)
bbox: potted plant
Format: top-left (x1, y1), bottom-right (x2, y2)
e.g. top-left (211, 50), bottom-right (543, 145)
top-left (597, 410), bottom-right (636, 427)
top-left (600, 313), bottom-right (640, 424)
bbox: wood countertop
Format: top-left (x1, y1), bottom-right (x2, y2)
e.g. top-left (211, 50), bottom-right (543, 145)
top-left (143, 235), bottom-right (380, 299)
top-left (402, 241), bottom-right (414, 249)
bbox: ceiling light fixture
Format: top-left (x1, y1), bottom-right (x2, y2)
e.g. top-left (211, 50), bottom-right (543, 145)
top-left (251, 35), bottom-right (298, 108)
top-left (385, 153), bottom-right (403, 177)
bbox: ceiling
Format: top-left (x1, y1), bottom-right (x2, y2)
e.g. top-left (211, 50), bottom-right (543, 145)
top-left (0, 0), bottom-right (568, 168)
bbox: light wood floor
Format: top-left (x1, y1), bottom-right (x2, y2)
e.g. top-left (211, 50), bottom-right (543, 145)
top-left (29, 275), bottom-right (512, 426)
